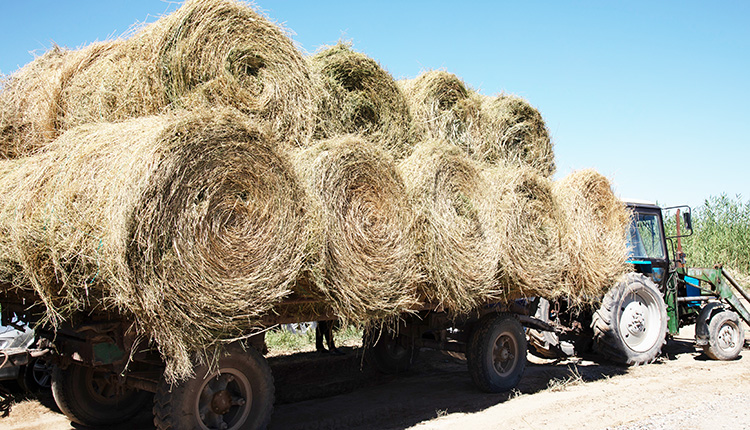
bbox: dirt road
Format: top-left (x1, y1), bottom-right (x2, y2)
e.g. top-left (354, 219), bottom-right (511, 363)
top-left (2, 325), bottom-right (749, 430)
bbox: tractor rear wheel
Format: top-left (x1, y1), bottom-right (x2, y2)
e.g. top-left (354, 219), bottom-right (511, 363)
top-left (702, 310), bottom-right (744, 361)
top-left (592, 273), bottom-right (667, 365)
top-left (466, 314), bottom-right (526, 393)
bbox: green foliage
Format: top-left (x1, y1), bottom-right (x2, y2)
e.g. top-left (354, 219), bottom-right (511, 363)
top-left (665, 195), bottom-right (750, 274)
top-left (265, 323), bottom-right (363, 354)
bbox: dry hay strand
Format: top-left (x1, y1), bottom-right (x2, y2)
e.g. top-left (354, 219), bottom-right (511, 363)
top-left (0, 108), bottom-right (308, 382)
top-left (398, 70), bottom-right (480, 151)
top-left (473, 93), bottom-right (555, 176)
top-left (310, 43), bottom-right (412, 159)
top-left (553, 169), bottom-right (630, 303)
top-left (483, 163), bottom-right (566, 300)
top-left (0, 0), bottom-right (315, 157)
top-left (292, 135), bottom-right (420, 323)
top-left (399, 140), bottom-right (500, 313)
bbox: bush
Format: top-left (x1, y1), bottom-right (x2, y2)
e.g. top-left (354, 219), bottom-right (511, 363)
top-left (666, 195), bottom-right (750, 275)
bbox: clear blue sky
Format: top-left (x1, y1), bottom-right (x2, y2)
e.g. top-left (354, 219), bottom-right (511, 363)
top-left (1, 1), bottom-right (748, 210)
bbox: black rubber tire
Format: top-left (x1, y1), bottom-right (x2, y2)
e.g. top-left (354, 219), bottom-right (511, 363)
top-left (51, 363), bottom-right (152, 426)
top-left (365, 328), bottom-right (419, 374)
top-left (703, 310), bottom-right (745, 361)
top-left (592, 273), bottom-right (667, 365)
top-left (153, 344), bottom-right (274, 430)
top-left (18, 357), bottom-right (52, 394)
top-left (466, 314), bottom-right (526, 393)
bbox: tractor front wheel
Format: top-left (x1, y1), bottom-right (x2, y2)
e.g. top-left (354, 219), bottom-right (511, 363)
top-left (702, 310), bottom-right (744, 361)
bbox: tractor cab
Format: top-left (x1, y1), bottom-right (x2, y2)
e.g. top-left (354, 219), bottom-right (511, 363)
top-left (625, 201), bottom-right (673, 292)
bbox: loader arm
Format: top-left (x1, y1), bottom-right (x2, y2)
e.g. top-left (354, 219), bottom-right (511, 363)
top-left (680, 267), bottom-right (750, 325)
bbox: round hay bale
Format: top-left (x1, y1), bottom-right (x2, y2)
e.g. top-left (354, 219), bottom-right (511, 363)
top-left (398, 70), bottom-right (480, 151)
top-left (483, 163), bottom-right (565, 300)
top-left (292, 135), bottom-right (420, 322)
top-left (0, 109), bottom-right (308, 382)
top-left (0, 0), bottom-right (315, 157)
top-left (310, 43), bottom-right (412, 159)
top-left (553, 169), bottom-right (630, 303)
top-left (0, 46), bottom-right (73, 158)
top-left (399, 140), bottom-right (500, 313)
top-left (473, 93), bottom-right (555, 176)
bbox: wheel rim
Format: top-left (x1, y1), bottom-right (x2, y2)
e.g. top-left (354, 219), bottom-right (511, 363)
top-left (618, 287), bottom-right (662, 353)
top-left (195, 368), bottom-right (252, 430)
top-left (83, 367), bottom-right (131, 406)
top-left (32, 359), bottom-right (52, 388)
top-left (717, 320), bottom-right (739, 352)
top-left (492, 331), bottom-right (518, 377)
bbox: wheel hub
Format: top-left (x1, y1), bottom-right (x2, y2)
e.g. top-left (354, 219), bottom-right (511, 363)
top-left (627, 310), bottom-right (646, 336)
top-left (718, 324), bottom-right (737, 350)
top-left (618, 289), bottom-right (662, 353)
top-left (211, 390), bottom-right (233, 415)
top-left (197, 370), bottom-right (251, 430)
top-left (492, 334), bottom-right (516, 376)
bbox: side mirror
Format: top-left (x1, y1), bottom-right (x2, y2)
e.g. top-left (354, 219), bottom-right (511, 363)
top-left (683, 211), bottom-right (693, 232)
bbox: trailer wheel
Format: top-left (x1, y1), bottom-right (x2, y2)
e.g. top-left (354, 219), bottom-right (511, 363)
top-left (702, 310), bottom-right (745, 361)
top-left (592, 273), bottom-right (667, 365)
top-left (466, 314), bottom-right (526, 393)
top-left (51, 363), bottom-right (152, 426)
top-left (365, 328), bottom-right (419, 374)
top-left (153, 344), bottom-right (274, 430)
top-left (19, 357), bottom-right (53, 394)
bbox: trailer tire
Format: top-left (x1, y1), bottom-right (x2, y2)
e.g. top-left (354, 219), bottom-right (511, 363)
top-left (365, 328), bottom-right (419, 374)
top-left (466, 314), bottom-right (526, 393)
top-left (19, 357), bottom-right (52, 394)
top-left (153, 344), bottom-right (274, 430)
top-left (51, 363), bottom-right (151, 426)
top-left (592, 273), bottom-right (667, 365)
top-left (702, 310), bottom-right (744, 361)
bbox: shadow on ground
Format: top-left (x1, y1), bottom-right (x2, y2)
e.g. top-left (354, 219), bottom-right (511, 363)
top-left (2, 334), bottom-right (709, 430)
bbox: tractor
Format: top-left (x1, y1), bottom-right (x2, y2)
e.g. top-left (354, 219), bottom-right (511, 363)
top-left (529, 200), bottom-right (749, 363)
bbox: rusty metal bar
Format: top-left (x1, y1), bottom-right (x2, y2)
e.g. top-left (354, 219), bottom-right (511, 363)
top-left (676, 296), bottom-right (715, 303)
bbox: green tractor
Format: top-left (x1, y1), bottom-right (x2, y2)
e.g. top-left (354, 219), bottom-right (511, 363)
top-left (530, 200), bottom-right (749, 363)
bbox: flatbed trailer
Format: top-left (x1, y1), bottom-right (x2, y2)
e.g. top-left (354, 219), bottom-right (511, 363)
top-left (0, 290), bottom-right (549, 429)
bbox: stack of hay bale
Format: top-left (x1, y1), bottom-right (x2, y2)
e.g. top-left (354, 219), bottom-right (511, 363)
top-left (0, 0), bottom-right (629, 382)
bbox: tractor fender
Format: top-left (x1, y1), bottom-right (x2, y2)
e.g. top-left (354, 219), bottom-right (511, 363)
top-left (695, 302), bottom-right (725, 346)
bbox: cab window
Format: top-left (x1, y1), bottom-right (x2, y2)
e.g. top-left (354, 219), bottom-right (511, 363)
top-left (628, 212), bottom-right (666, 259)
